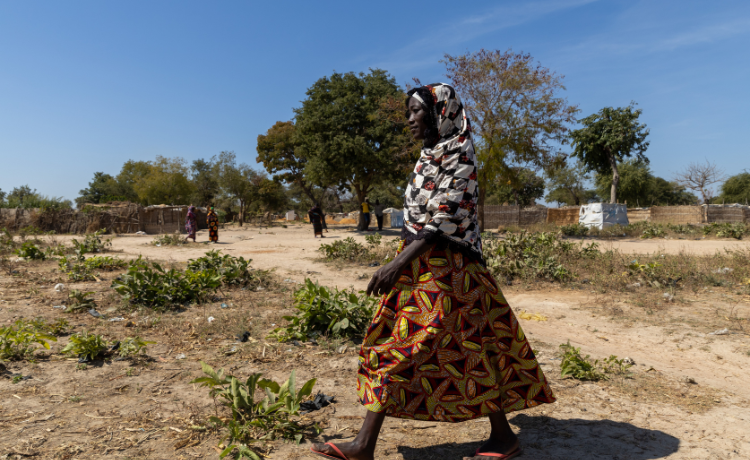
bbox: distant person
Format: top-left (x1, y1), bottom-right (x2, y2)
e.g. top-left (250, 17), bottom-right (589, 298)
top-left (308, 203), bottom-right (326, 238)
top-left (311, 84), bottom-right (554, 460)
top-left (361, 198), bottom-right (371, 231)
top-left (184, 205), bottom-right (197, 242)
top-left (207, 206), bottom-right (219, 243)
top-left (373, 199), bottom-right (386, 231)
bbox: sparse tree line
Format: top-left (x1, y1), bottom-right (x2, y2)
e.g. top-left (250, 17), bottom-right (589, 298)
top-left (2, 50), bottom-right (749, 218)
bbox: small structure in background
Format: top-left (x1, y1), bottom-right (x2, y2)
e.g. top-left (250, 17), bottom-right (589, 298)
top-left (579, 203), bottom-right (629, 229)
top-left (285, 210), bottom-right (297, 221)
top-left (383, 208), bottom-right (404, 228)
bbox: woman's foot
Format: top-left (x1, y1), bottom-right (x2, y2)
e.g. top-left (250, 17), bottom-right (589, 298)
top-left (464, 436), bottom-right (520, 460)
top-left (311, 440), bottom-right (375, 460)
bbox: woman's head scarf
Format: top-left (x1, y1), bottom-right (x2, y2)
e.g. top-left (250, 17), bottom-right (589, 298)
top-left (403, 83), bottom-right (481, 257)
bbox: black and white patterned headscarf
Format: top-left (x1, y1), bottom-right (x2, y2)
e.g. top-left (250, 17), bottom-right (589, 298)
top-left (403, 83), bottom-right (481, 258)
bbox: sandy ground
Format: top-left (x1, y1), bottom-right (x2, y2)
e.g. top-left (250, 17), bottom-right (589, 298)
top-left (2, 224), bottom-right (750, 459)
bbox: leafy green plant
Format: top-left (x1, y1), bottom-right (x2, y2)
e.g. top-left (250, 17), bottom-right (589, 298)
top-left (187, 250), bottom-right (271, 287)
top-left (58, 256), bottom-right (96, 281)
top-left (640, 223), bottom-right (666, 239)
top-left (319, 237), bottom-right (370, 261)
top-left (559, 341), bottom-right (606, 381)
top-left (68, 290), bottom-right (97, 312)
top-left (0, 320), bottom-right (57, 360)
top-left (192, 362), bottom-right (317, 459)
top-left (28, 317), bottom-right (69, 336)
top-left (667, 223), bottom-right (698, 235)
top-left (152, 233), bottom-right (185, 246)
top-left (118, 336), bottom-right (155, 357)
top-left (111, 256), bottom-right (221, 309)
top-left (364, 232), bottom-right (382, 248)
top-left (71, 229), bottom-right (111, 258)
top-left (62, 331), bottom-right (108, 361)
top-left (483, 231), bottom-right (576, 282)
top-left (559, 223), bottom-right (589, 237)
top-left (14, 241), bottom-right (46, 260)
top-left (83, 256), bottom-right (127, 271)
top-left (270, 279), bottom-right (377, 342)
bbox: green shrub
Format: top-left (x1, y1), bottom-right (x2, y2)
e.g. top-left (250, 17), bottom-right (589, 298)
top-left (111, 257), bottom-right (221, 309)
top-left (83, 256), bottom-right (127, 271)
top-left (364, 232), bottom-right (382, 248)
top-left (58, 256), bottom-right (96, 281)
top-left (15, 241), bottom-right (46, 260)
top-left (187, 250), bottom-right (271, 287)
top-left (270, 279), bottom-right (377, 342)
top-left (667, 223), bottom-right (698, 235)
top-left (559, 341), bottom-right (633, 381)
top-left (560, 223), bottom-right (589, 237)
top-left (28, 317), bottom-right (69, 336)
top-left (71, 229), bottom-right (112, 257)
top-left (68, 290), bottom-right (96, 313)
top-left (0, 320), bottom-right (57, 360)
top-left (62, 331), bottom-right (108, 361)
top-left (704, 222), bottom-right (747, 240)
top-left (640, 223), bottom-right (666, 239)
top-left (483, 231), bottom-right (579, 282)
top-left (118, 336), bottom-right (155, 357)
top-left (192, 363), bottom-right (317, 459)
top-left (152, 233), bottom-right (185, 246)
top-left (319, 237), bottom-right (370, 261)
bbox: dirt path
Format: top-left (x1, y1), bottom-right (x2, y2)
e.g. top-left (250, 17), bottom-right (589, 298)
top-left (4, 226), bottom-right (750, 459)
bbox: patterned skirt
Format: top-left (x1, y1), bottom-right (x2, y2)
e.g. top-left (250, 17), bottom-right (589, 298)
top-left (356, 243), bottom-right (555, 422)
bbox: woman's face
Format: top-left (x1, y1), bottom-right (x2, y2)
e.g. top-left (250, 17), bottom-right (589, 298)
top-left (406, 97), bottom-right (428, 141)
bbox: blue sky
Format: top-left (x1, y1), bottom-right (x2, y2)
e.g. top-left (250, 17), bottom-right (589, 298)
top-left (1, 0), bottom-right (748, 202)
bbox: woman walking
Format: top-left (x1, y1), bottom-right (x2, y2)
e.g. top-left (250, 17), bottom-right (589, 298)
top-left (184, 205), bottom-right (197, 242)
top-left (207, 206), bottom-right (219, 243)
top-left (308, 204), bottom-right (326, 238)
top-left (311, 84), bottom-right (555, 460)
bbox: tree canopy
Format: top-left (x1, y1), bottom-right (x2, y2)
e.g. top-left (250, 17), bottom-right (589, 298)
top-left (717, 172), bottom-right (750, 204)
top-left (545, 160), bottom-right (598, 206)
top-left (570, 104), bottom-right (650, 204)
top-left (485, 168), bottom-right (545, 207)
top-left (443, 49), bottom-right (578, 225)
top-left (594, 160), bottom-right (696, 206)
top-left (294, 69), bottom-right (414, 208)
top-left (215, 151), bottom-right (285, 225)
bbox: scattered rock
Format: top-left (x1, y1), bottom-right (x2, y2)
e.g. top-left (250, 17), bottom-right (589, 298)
top-left (54, 283), bottom-right (65, 292)
top-left (662, 293), bottom-right (674, 302)
top-left (336, 345), bottom-right (348, 354)
top-left (684, 377), bottom-right (697, 385)
top-left (709, 328), bottom-right (730, 336)
top-left (623, 357), bottom-right (636, 365)
top-left (626, 282), bottom-right (642, 290)
top-left (207, 316), bottom-right (215, 323)
top-left (175, 354), bottom-right (186, 360)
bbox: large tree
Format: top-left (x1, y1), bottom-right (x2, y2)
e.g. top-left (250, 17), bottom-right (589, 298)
top-left (570, 104), bottom-right (650, 204)
top-left (76, 172), bottom-right (135, 207)
top-left (717, 172), bottom-right (750, 204)
top-left (673, 160), bottom-right (727, 204)
top-left (190, 158), bottom-right (220, 207)
top-left (256, 120), bottom-right (332, 207)
top-left (294, 70), bottom-right (413, 219)
top-left (594, 160), bottom-right (696, 206)
top-left (485, 168), bottom-right (545, 207)
top-left (215, 151), bottom-right (283, 225)
top-left (132, 156), bottom-right (195, 206)
top-left (545, 160), bottom-right (596, 206)
top-left (443, 49), bottom-right (578, 226)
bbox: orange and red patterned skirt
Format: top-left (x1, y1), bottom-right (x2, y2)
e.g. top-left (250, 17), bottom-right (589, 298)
top-left (356, 242), bottom-right (555, 422)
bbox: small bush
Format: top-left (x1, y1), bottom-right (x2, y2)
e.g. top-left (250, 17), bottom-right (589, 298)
top-left (704, 222), bottom-right (747, 240)
top-left (559, 341), bottom-right (633, 381)
top-left (62, 331), bottom-right (108, 361)
top-left (111, 257), bottom-right (221, 309)
top-left (187, 250), bottom-right (272, 288)
top-left (71, 229), bottom-right (111, 258)
top-left (68, 290), bottom-right (97, 313)
top-left (28, 317), bottom-right (69, 336)
top-left (192, 363), bottom-right (317, 458)
top-left (58, 256), bottom-right (96, 281)
top-left (319, 237), bottom-right (370, 261)
top-left (83, 256), bottom-right (127, 271)
top-left (560, 223), bottom-right (589, 237)
top-left (270, 279), bottom-right (377, 342)
top-left (0, 320), bottom-right (57, 360)
top-left (364, 232), bottom-right (382, 248)
top-left (640, 223), bottom-right (666, 239)
top-left (15, 241), bottom-right (46, 260)
top-left (152, 233), bottom-right (185, 246)
top-left (484, 231), bottom-right (585, 282)
top-left (118, 336), bottom-right (155, 357)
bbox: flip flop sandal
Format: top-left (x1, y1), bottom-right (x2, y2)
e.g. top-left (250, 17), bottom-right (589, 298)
top-left (473, 446), bottom-right (523, 459)
top-left (311, 442), bottom-right (350, 460)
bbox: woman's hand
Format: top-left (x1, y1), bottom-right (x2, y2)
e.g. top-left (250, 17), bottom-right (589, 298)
top-left (367, 260), bottom-right (405, 297)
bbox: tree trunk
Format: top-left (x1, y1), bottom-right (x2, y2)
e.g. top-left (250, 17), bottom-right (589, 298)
top-left (238, 200), bottom-right (244, 227)
top-left (608, 150), bottom-right (619, 204)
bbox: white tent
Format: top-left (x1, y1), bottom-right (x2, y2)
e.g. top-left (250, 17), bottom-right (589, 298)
top-left (579, 203), bottom-right (628, 229)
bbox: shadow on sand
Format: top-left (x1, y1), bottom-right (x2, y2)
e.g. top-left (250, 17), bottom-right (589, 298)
top-left (396, 414), bottom-right (680, 460)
